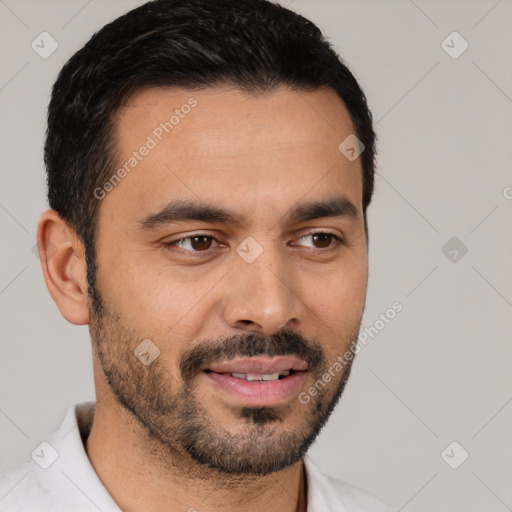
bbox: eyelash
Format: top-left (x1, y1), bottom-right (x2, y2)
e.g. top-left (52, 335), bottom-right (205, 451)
top-left (164, 231), bottom-right (345, 256)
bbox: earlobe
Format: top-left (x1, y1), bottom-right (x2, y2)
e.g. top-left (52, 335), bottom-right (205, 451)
top-left (36, 210), bottom-right (90, 325)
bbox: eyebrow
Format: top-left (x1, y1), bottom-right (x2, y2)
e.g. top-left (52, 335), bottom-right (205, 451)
top-left (138, 196), bottom-right (360, 230)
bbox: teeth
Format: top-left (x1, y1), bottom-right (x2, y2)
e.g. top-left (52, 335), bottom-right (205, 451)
top-left (230, 370), bottom-right (291, 381)
top-left (246, 373), bottom-right (266, 381)
top-left (261, 373), bottom-right (280, 381)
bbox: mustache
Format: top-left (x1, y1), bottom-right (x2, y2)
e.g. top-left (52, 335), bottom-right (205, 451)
top-left (179, 329), bottom-right (326, 381)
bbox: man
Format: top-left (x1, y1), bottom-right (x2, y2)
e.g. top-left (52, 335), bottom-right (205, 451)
top-left (0, 0), bottom-right (395, 510)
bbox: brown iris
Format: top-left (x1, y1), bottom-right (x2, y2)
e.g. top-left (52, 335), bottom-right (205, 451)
top-left (189, 235), bottom-right (213, 251)
top-left (311, 233), bottom-right (333, 249)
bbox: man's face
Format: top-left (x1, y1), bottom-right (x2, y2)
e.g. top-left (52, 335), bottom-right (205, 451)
top-left (89, 86), bottom-right (368, 475)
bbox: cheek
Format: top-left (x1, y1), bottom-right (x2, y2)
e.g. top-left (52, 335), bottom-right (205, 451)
top-left (96, 251), bottom-right (219, 346)
top-left (307, 257), bottom-right (368, 326)
top-left (335, 267), bottom-right (368, 318)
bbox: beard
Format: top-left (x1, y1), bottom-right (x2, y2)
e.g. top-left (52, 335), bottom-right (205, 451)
top-left (88, 285), bottom-right (359, 477)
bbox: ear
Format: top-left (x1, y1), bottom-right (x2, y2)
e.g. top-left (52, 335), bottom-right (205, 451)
top-left (36, 210), bottom-right (90, 325)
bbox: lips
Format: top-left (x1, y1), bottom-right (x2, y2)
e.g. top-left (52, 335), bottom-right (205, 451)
top-left (204, 371), bottom-right (306, 406)
top-left (201, 356), bottom-right (308, 406)
top-left (205, 355), bottom-right (308, 375)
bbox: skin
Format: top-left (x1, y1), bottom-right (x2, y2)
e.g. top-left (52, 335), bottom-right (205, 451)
top-left (37, 85), bottom-right (369, 512)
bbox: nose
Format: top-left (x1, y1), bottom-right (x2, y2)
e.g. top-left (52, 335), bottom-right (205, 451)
top-left (222, 244), bottom-right (302, 336)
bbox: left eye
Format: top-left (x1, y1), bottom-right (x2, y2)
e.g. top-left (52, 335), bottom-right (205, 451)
top-left (295, 232), bottom-right (343, 249)
top-left (171, 235), bottom-right (218, 252)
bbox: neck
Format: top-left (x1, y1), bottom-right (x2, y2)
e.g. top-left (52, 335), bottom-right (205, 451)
top-left (84, 394), bottom-right (308, 512)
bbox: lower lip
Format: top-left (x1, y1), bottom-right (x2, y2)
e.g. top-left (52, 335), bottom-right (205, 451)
top-left (203, 371), bottom-right (307, 407)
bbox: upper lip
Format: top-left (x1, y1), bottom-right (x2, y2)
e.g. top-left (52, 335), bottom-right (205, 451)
top-left (205, 356), bottom-right (308, 374)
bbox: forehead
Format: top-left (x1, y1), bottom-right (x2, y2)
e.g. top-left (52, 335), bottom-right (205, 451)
top-left (116, 85), bottom-right (355, 156)
top-left (104, 85), bottom-right (363, 225)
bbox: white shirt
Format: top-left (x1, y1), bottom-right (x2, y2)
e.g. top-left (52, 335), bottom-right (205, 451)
top-left (0, 402), bottom-right (396, 511)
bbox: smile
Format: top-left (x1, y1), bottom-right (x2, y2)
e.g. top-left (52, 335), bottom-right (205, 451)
top-left (225, 370), bottom-right (292, 381)
top-left (201, 357), bottom-right (307, 406)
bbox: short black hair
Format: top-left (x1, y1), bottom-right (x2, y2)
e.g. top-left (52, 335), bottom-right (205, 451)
top-left (45, 0), bottom-right (376, 292)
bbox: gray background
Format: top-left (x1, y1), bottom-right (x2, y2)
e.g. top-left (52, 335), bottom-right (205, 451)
top-left (1, 0), bottom-right (511, 510)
